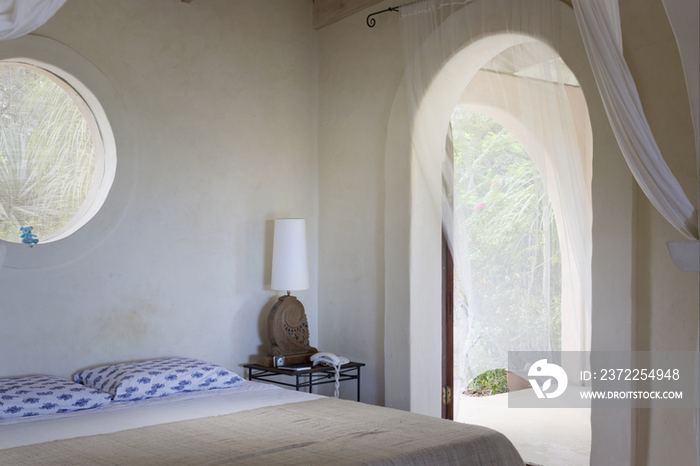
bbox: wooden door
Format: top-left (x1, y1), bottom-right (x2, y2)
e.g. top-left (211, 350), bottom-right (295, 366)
top-left (441, 232), bottom-right (454, 420)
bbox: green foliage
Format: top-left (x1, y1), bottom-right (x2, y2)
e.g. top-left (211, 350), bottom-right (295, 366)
top-left (467, 368), bottom-right (509, 397)
top-left (451, 108), bottom-right (561, 377)
top-left (0, 63), bottom-right (96, 242)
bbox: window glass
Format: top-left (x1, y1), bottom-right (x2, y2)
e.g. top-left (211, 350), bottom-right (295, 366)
top-left (0, 62), bottom-right (106, 243)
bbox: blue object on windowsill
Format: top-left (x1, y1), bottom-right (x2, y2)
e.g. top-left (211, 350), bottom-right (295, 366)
top-left (19, 226), bottom-right (39, 247)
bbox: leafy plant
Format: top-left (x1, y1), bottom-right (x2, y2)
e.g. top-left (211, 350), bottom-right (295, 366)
top-left (466, 368), bottom-right (509, 397)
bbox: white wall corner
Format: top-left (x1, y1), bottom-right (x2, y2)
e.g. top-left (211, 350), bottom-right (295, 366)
top-left (667, 240), bottom-right (700, 272)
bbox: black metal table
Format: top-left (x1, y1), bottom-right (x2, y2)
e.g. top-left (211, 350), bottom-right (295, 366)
top-left (243, 362), bottom-right (365, 402)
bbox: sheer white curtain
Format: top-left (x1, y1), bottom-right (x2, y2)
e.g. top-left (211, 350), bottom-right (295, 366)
top-left (0, 0), bottom-right (66, 41)
top-left (572, 0), bottom-right (698, 240)
top-left (399, 0), bottom-right (591, 417)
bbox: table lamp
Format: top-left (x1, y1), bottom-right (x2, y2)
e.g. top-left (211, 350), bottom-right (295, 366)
top-left (258, 218), bottom-right (317, 367)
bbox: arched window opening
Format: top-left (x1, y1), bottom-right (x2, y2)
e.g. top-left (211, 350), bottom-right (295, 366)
top-left (0, 61), bottom-right (112, 244)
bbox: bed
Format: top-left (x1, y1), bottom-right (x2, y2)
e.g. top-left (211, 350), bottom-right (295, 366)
top-left (0, 358), bottom-right (524, 466)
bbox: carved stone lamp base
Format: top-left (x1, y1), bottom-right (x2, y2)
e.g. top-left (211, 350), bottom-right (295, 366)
top-left (259, 294), bottom-right (317, 367)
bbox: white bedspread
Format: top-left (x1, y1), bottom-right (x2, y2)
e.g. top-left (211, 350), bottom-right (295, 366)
top-left (0, 395), bottom-right (524, 466)
top-left (0, 381), bottom-right (321, 449)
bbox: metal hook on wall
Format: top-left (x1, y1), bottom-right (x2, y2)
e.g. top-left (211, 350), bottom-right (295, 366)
top-left (366, 7), bottom-right (399, 27)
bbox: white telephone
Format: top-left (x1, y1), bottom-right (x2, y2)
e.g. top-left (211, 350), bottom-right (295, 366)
top-left (310, 352), bottom-right (349, 398)
top-left (310, 352), bottom-right (349, 367)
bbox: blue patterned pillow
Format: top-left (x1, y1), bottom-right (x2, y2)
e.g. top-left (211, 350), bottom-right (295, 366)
top-left (73, 358), bottom-right (244, 402)
top-left (0, 375), bottom-right (112, 419)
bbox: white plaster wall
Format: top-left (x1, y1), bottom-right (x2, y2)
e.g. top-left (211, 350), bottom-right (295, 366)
top-left (384, 80), bottom-right (412, 411)
top-left (620, 0), bottom-right (699, 464)
top-left (0, 0), bottom-right (318, 380)
top-left (316, 0), bottom-right (404, 406)
top-left (661, 0), bottom-right (699, 157)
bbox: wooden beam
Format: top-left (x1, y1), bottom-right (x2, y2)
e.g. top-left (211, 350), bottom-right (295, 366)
top-left (311, 0), bottom-right (574, 30)
top-left (312, 0), bottom-right (384, 30)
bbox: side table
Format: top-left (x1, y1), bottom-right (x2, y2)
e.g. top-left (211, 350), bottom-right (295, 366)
top-left (243, 362), bottom-right (365, 401)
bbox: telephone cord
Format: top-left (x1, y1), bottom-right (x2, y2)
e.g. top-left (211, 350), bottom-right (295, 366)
top-left (333, 364), bottom-right (341, 398)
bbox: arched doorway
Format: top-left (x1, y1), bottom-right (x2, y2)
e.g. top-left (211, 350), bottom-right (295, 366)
top-left (383, 0), bottom-right (636, 463)
top-left (445, 43), bottom-right (593, 409)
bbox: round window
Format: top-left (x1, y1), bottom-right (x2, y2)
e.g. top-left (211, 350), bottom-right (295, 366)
top-left (0, 61), bottom-right (113, 244)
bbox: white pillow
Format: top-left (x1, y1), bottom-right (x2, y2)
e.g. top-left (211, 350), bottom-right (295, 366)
top-left (74, 358), bottom-right (244, 402)
top-left (0, 375), bottom-right (111, 419)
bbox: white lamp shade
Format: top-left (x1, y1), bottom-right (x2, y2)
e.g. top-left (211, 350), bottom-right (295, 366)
top-left (271, 219), bottom-right (309, 291)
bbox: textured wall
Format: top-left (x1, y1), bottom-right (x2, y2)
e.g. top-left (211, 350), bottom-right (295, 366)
top-left (621, 0), bottom-right (699, 464)
top-left (316, 0), bottom-right (404, 405)
top-left (0, 0), bottom-right (318, 380)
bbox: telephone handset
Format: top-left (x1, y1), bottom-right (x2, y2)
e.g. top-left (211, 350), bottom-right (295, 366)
top-left (310, 352), bottom-right (349, 398)
top-left (310, 352), bottom-right (349, 367)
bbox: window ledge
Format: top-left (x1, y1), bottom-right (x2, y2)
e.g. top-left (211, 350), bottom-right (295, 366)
top-left (667, 240), bottom-right (700, 272)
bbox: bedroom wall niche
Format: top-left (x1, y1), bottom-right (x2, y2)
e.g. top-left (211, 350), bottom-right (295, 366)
top-left (0, 1), bottom-right (319, 389)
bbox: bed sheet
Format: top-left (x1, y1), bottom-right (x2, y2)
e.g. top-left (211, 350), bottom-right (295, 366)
top-left (0, 380), bottom-right (321, 449)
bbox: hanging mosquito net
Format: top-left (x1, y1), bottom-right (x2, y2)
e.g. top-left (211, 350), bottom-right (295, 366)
top-left (399, 0), bottom-right (593, 415)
